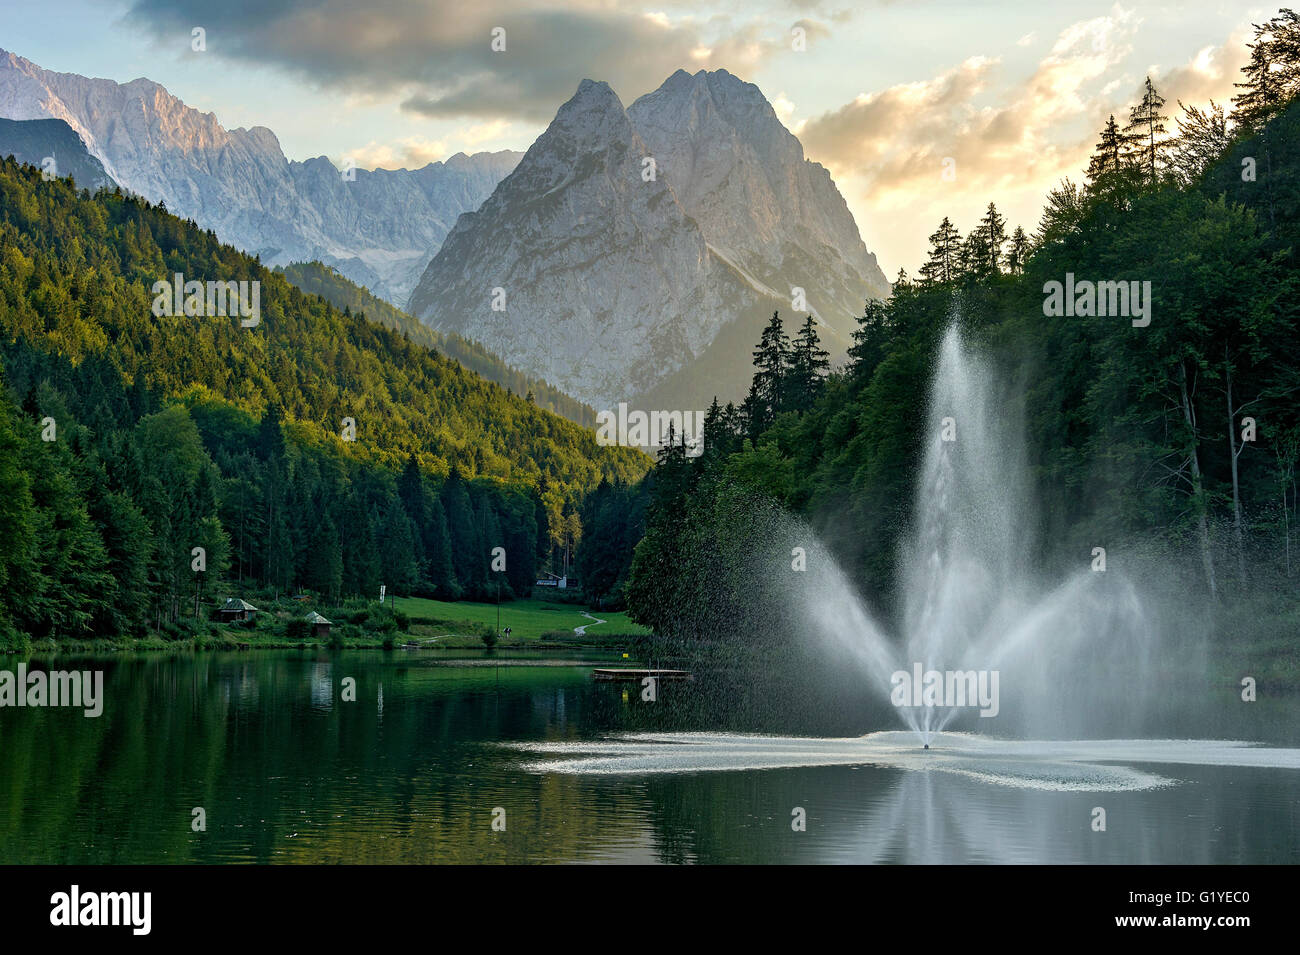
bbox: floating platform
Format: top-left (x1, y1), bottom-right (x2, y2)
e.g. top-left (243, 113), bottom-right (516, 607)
top-left (592, 668), bottom-right (693, 682)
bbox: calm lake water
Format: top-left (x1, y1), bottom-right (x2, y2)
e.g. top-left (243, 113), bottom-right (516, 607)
top-left (1, 650), bottom-right (1297, 864)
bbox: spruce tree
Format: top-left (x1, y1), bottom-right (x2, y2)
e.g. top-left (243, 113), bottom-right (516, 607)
top-left (919, 217), bottom-right (962, 284)
top-left (1005, 226), bottom-right (1031, 275)
top-left (1124, 77), bottom-right (1168, 183)
top-left (748, 311), bottom-right (789, 432)
top-left (1232, 10), bottom-right (1300, 131)
top-left (787, 315), bottom-right (831, 411)
top-left (979, 202), bottom-right (1007, 274)
top-left (1086, 115), bottom-right (1126, 186)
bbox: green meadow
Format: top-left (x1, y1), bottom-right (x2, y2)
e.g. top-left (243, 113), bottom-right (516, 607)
top-left (394, 595), bottom-right (650, 644)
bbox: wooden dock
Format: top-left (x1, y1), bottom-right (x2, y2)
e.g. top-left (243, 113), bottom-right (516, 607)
top-left (592, 668), bottom-right (693, 682)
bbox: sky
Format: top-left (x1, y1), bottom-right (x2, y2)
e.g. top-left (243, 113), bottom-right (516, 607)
top-left (0, 0), bottom-right (1271, 275)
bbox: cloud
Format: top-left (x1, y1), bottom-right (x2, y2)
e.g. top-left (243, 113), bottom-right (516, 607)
top-left (1148, 33), bottom-right (1250, 115)
top-left (797, 4), bottom-right (1247, 274)
top-left (798, 5), bottom-right (1157, 206)
top-left (343, 136), bottom-right (449, 170)
top-left (123, 0), bottom-right (799, 121)
top-left (771, 92), bottom-right (806, 134)
top-left (458, 119), bottom-right (513, 146)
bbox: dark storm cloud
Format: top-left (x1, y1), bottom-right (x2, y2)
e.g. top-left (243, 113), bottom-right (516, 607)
top-left (123, 0), bottom-right (781, 120)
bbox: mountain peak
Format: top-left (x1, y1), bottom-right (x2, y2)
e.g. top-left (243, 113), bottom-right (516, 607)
top-left (529, 77), bottom-right (635, 165)
top-left (409, 67), bottom-right (888, 410)
top-left (560, 78), bottom-right (625, 116)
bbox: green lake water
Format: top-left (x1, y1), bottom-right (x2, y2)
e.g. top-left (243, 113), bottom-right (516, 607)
top-left (1, 651), bottom-right (1297, 864)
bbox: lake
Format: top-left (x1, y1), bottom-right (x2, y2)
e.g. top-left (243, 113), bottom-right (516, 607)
top-left (1, 651), bottom-right (1297, 864)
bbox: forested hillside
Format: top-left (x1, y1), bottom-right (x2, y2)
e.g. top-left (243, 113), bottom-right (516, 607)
top-left (607, 13), bottom-right (1300, 641)
top-left (276, 261), bottom-right (599, 426)
top-left (0, 160), bottom-right (647, 644)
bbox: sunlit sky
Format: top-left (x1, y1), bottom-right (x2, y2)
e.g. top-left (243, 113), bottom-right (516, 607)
top-left (0, 0), bottom-right (1269, 274)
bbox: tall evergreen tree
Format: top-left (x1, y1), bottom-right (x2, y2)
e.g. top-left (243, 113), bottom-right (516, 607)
top-left (378, 497), bottom-right (418, 594)
top-left (303, 514), bottom-right (344, 601)
top-left (1005, 226), bottom-right (1031, 275)
top-left (1124, 76), bottom-right (1169, 183)
top-left (748, 312), bottom-right (790, 433)
top-left (424, 495), bottom-right (459, 599)
top-left (1232, 10), bottom-right (1300, 132)
top-left (979, 202), bottom-right (1007, 274)
top-left (1086, 115), bottom-right (1127, 185)
top-left (787, 315), bottom-right (831, 411)
top-left (919, 217), bottom-right (962, 284)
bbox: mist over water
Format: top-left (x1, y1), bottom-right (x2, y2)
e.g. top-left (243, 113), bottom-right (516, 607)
top-left (517, 322), bottom-right (1300, 794)
top-left (796, 323), bottom-right (1156, 741)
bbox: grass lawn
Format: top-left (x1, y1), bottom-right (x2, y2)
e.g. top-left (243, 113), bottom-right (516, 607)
top-left (394, 595), bottom-right (651, 643)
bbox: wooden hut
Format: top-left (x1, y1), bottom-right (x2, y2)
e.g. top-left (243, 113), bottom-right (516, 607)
top-left (219, 598), bottom-right (259, 622)
top-left (304, 611), bottom-right (333, 640)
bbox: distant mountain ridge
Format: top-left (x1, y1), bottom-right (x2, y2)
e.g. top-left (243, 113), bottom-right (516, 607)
top-left (0, 117), bottom-right (115, 190)
top-left (407, 69), bottom-right (889, 410)
top-left (0, 48), bottom-right (520, 305)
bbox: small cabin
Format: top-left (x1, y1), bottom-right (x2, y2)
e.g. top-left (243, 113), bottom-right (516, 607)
top-left (219, 598), bottom-right (259, 622)
top-left (304, 611), bottom-right (333, 640)
top-left (535, 572), bottom-right (568, 589)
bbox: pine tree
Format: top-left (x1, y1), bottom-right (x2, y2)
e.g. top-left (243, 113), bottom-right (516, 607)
top-left (441, 468), bottom-right (480, 596)
top-left (378, 497), bottom-right (418, 594)
top-left (257, 405), bottom-right (287, 461)
top-left (1086, 115), bottom-right (1126, 185)
top-left (959, 229), bottom-right (993, 280)
top-left (1124, 76), bottom-right (1168, 183)
top-left (979, 202), bottom-right (1007, 274)
top-left (424, 495), bottom-right (458, 599)
top-left (919, 217), bottom-right (962, 284)
top-left (303, 514), bottom-right (343, 601)
top-left (340, 494), bottom-right (381, 598)
top-left (787, 315), bottom-right (831, 411)
top-left (1005, 226), bottom-right (1031, 275)
top-left (749, 311), bottom-right (789, 432)
top-left (849, 299), bottom-right (891, 381)
top-left (1232, 10), bottom-right (1300, 132)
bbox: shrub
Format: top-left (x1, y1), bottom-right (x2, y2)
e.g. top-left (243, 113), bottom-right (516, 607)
top-left (0, 623), bottom-right (30, 653)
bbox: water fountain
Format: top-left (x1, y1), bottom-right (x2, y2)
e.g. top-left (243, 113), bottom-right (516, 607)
top-left (516, 322), bottom-right (1299, 792)
top-left (797, 321), bottom-right (1154, 743)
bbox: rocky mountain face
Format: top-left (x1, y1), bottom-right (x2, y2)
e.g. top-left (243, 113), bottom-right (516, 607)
top-left (0, 117), bottom-right (115, 190)
top-left (0, 49), bottom-right (519, 304)
top-left (408, 69), bottom-right (889, 412)
top-left (627, 69), bottom-right (888, 335)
